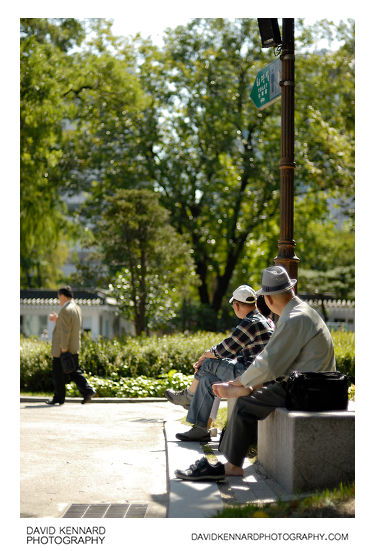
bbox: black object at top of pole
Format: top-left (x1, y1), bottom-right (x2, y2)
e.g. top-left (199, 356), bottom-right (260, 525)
top-left (257, 19), bottom-right (282, 48)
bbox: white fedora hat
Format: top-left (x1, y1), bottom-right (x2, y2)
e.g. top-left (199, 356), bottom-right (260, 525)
top-left (256, 266), bottom-right (297, 296)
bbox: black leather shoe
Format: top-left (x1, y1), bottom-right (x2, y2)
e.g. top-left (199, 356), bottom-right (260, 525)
top-left (45, 399), bottom-right (64, 405)
top-left (175, 457), bottom-right (225, 482)
top-left (176, 425), bottom-right (211, 442)
top-left (81, 392), bottom-right (96, 404)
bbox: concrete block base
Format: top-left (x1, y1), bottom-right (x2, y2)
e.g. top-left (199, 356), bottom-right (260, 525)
top-left (258, 407), bottom-right (355, 493)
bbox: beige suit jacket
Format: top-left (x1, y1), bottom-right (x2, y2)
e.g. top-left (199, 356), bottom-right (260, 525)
top-left (52, 300), bottom-right (82, 358)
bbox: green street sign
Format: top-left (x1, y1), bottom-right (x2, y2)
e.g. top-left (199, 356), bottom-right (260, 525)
top-left (250, 58), bottom-right (282, 110)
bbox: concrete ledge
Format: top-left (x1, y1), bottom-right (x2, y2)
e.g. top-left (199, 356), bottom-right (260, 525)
top-left (258, 405), bottom-right (355, 493)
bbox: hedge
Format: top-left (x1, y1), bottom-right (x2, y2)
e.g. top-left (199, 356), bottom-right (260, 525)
top-left (20, 330), bottom-right (355, 397)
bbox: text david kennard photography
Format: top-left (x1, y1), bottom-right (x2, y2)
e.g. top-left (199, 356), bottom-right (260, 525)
top-left (26, 526), bottom-right (106, 545)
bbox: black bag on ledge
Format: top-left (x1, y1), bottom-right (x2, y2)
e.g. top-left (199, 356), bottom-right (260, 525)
top-left (285, 371), bottom-right (349, 412)
top-left (60, 351), bottom-right (76, 374)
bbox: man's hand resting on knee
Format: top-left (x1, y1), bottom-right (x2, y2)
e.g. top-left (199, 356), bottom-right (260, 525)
top-left (212, 380), bottom-right (253, 399)
top-left (193, 350), bottom-right (217, 373)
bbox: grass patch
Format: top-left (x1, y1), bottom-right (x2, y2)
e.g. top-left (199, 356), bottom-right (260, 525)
top-left (201, 442), bottom-right (217, 463)
top-left (214, 482), bottom-right (355, 518)
top-left (211, 406), bottom-right (228, 429)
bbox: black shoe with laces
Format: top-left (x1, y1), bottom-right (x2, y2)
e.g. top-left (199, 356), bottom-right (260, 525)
top-left (176, 425), bottom-right (211, 442)
top-left (175, 457), bottom-right (225, 482)
top-left (45, 399), bottom-right (64, 405)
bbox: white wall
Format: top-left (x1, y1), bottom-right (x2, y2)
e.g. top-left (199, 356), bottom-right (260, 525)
top-left (20, 303), bottom-right (134, 340)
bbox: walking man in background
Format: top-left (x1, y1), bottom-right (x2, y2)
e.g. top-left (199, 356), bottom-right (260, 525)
top-left (46, 286), bottom-right (95, 405)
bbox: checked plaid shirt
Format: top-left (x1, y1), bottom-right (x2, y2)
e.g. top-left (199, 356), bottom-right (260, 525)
top-left (210, 309), bottom-right (274, 368)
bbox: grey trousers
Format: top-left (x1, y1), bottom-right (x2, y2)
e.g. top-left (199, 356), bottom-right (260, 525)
top-left (218, 382), bottom-right (287, 467)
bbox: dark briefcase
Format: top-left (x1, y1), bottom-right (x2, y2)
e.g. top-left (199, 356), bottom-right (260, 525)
top-left (60, 351), bottom-right (76, 374)
top-left (285, 371), bottom-right (350, 411)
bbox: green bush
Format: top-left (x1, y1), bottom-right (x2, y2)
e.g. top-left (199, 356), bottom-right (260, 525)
top-left (20, 329), bottom-right (355, 397)
top-left (331, 329), bottom-right (355, 381)
top-left (79, 332), bottom-right (227, 378)
top-left (20, 337), bottom-right (54, 393)
top-left (66, 370), bottom-right (194, 398)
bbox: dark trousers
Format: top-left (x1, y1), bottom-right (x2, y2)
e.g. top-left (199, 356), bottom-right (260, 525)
top-left (218, 382), bottom-right (287, 467)
top-left (52, 355), bottom-right (94, 403)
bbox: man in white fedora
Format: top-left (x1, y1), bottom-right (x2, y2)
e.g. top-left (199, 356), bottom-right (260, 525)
top-left (165, 284), bottom-right (274, 442)
top-left (175, 265), bottom-right (335, 481)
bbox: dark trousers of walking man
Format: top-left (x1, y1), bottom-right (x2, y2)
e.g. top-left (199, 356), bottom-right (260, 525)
top-left (52, 355), bottom-right (94, 404)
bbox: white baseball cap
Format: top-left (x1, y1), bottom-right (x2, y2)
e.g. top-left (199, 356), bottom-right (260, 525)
top-left (229, 285), bottom-right (257, 304)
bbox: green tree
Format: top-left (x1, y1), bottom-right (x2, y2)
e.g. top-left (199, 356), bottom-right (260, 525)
top-left (98, 189), bottom-right (198, 335)
top-left (57, 28), bottom-right (153, 220)
top-left (20, 18), bottom-right (151, 287)
top-left (293, 193), bottom-right (354, 299)
top-left (20, 18), bottom-right (85, 287)
top-left (294, 19), bottom-right (354, 217)
top-left (136, 18), bottom-right (282, 314)
top-left (21, 18), bottom-right (354, 308)
top-left (134, 18), bottom-right (354, 311)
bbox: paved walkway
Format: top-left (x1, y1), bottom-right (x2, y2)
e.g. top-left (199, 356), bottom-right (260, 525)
top-left (20, 398), bottom-right (180, 518)
top-left (20, 397), bottom-right (293, 519)
top-left (166, 419), bottom-right (296, 518)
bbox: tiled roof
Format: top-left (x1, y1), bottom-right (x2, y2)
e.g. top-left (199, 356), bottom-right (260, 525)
top-left (20, 289), bottom-right (111, 306)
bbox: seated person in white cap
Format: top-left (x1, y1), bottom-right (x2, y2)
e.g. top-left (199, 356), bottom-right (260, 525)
top-left (175, 265), bottom-right (336, 481)
top-left (165, 284), bottom-right (274, 442)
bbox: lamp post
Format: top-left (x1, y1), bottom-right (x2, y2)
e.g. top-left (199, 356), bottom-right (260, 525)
top-left (257, 18), bottom-right (299, 286)
top-left (274, 18), bottom-right (299, 285)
